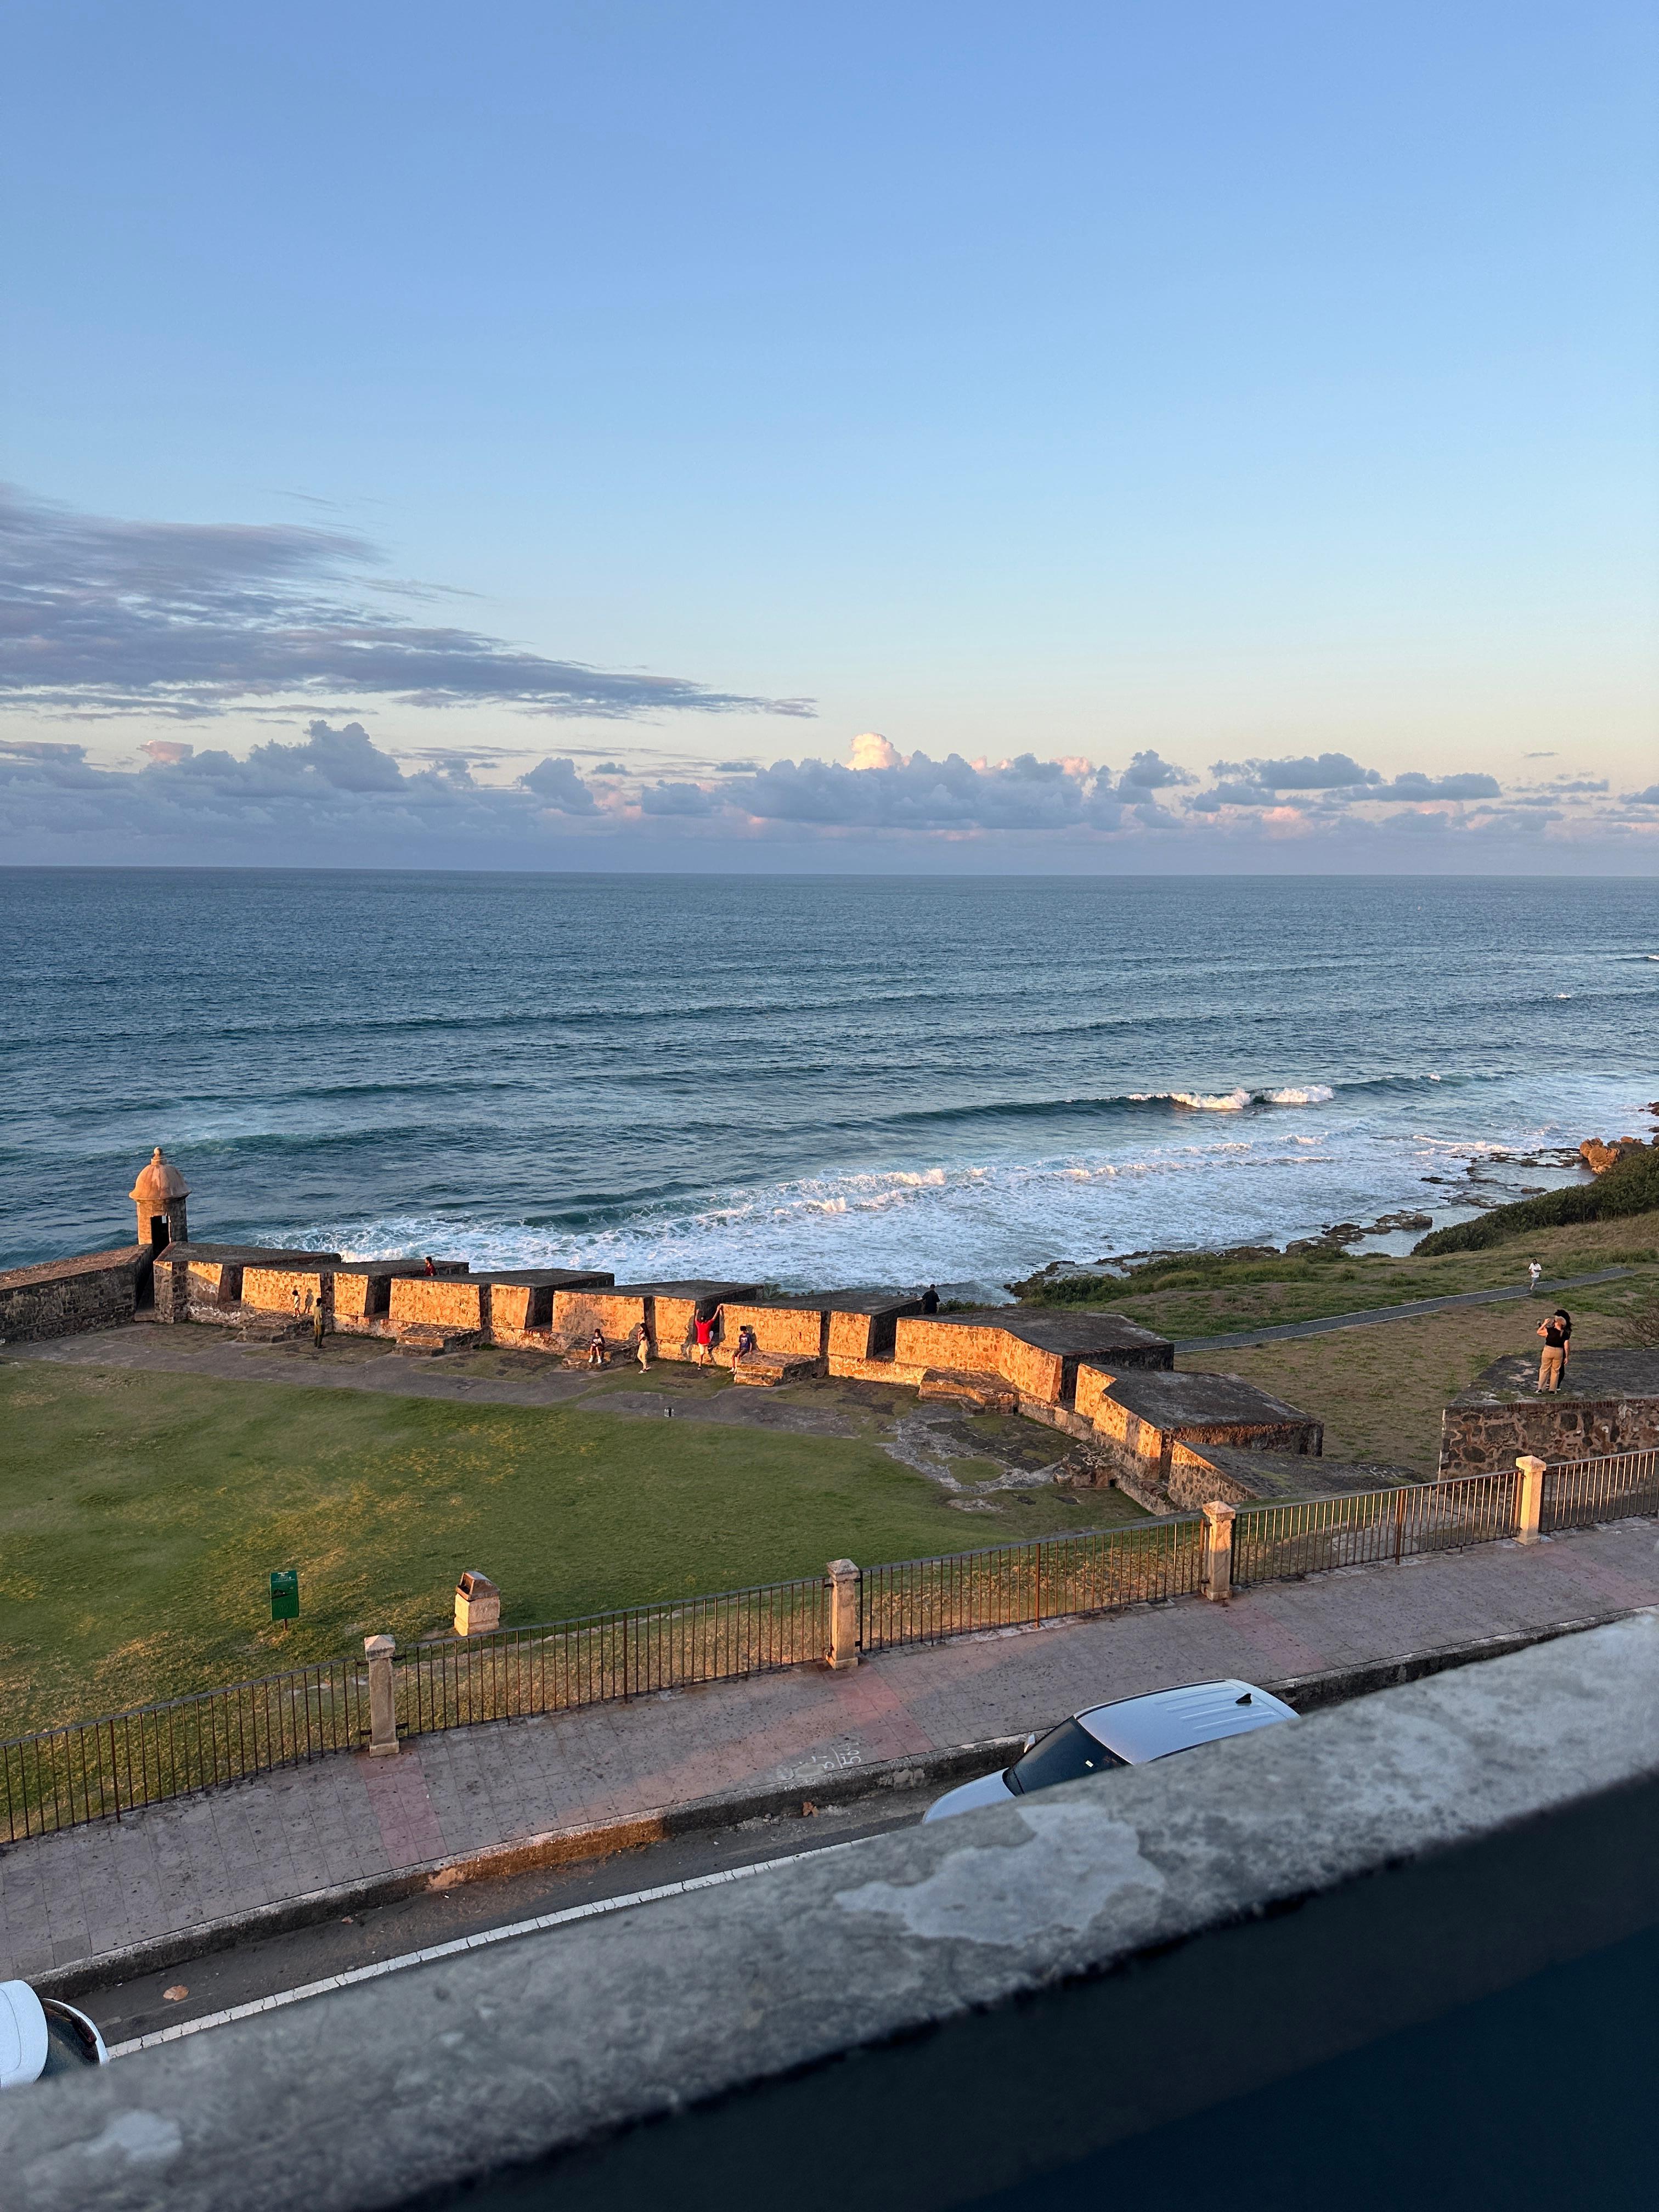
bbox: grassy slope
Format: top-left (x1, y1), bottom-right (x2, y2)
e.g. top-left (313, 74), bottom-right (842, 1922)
top-left (0, 1361), bottom-right (1135, 1735)
top-left (1178, 1286), bottom-right (1641, 1475)
top-left (1032, 1215), bottom-right (1659, 1342)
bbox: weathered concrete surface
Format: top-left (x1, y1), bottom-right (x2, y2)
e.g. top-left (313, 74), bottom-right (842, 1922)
top-left (7, 1612), bottom-right (1659, 2212)
top-left (4, 1514), bottom-right (1657, 1989)
top-left (1440, 1348), bottom-right (1659, 1473)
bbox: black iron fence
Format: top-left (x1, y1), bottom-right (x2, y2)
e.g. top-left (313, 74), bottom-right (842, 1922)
top-left (1232, 1470), bottom-right (1519, 1588)
top-left (7, 1446), bottom-right (1658, 1844)
top-left (1542, 1446), bottom-right (1659, 1533)
top-left (860, 1516), bottom-right (1205, 1654)
top-left (398, 1575), bottom-right (830, 1737)
top-left (1, 1657), bottom-right (366, 1844)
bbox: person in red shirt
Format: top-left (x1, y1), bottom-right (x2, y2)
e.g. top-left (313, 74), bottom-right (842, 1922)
top-left (694, 1312), bottom-right (715, 1365)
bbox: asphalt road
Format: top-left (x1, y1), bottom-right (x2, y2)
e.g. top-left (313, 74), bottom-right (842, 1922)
top-left (74, 1790), bottom-right (930, 2052)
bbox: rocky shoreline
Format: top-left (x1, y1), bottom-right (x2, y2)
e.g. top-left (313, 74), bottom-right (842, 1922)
top-left (1007, 1126), bottom-right (1659, 1297)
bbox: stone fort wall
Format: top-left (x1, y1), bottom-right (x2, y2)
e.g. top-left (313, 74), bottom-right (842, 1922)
top-left (0, 1248), bottom-right (149, 1344)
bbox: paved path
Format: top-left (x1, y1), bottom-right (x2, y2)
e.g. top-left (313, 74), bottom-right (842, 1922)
top-left (1174, 1266), bottom-right (1633, 1353)
top-left (5, 1515), bottom-right (1657, 1984)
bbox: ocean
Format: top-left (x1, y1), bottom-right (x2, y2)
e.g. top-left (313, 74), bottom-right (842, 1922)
top-left (4, 870), bottom-right (1656, 1296)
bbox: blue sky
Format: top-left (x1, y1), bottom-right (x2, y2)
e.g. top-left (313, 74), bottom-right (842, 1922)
top-left (2, 0), bottom-right (1655, 869)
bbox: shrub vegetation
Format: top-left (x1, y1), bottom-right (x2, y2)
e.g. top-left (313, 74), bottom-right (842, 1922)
top-left (1413, 1147), bottom-right (1659, 1255)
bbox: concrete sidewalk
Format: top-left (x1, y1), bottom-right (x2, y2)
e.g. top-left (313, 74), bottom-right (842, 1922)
top-left (4, 1516), bottom-right (1658, 1985)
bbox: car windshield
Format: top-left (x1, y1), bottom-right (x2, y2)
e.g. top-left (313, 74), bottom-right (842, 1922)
top-left (1006, 1718), bottom-right (1125, 1797)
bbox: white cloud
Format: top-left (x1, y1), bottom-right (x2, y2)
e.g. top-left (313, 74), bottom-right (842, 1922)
top-left (520, 755), bottom-right (599, 812)
top-left (0, 713), bottom-right (1649, 868)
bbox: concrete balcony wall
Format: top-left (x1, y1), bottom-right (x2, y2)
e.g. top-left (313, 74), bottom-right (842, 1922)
top-left (17, 1617), bottom-right (1659, 2212)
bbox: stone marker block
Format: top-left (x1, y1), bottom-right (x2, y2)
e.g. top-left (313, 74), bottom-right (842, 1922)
top-left (455, 1572), bottom-right (502, 1636)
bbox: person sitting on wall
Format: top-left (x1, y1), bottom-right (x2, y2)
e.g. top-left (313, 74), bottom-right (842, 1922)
top-left (921, 1284), bottom-right (940, 1314)
top-left (588, 1327), bottom-right (607, 1368)
top-left (1536, 1308), bottom-right (1571, 1394)
top-left (735, 1323), bottom-right (758, 1364)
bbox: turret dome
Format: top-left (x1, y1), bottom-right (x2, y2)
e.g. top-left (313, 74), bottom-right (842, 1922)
top-left (129, 1147), bottom-right (190, 1206)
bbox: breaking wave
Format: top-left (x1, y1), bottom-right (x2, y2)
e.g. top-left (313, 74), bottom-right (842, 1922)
top-left (1130, 1084), bottom-right (1337, 1112)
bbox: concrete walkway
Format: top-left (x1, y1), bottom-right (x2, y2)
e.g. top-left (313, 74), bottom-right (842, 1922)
top-left (5, 1515), bottom-right (1658, 1984)
top-left (1174, 1266), bottom-right (1633, 1353)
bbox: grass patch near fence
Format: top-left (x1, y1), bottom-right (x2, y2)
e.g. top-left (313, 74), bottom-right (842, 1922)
top-left (1027, 1215), bottom-right (1659, 1342)
top-left (1183, 1293), bottom-right (1641, 1474)
top-left (0, 1358), bottom-right (1136, 1738)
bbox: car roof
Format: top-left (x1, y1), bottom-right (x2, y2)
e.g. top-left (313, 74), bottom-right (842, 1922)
top-left (0, 1979), bottom-right (48, 2089)
top-left (1076, 1679), bottom-right (1296, 1763)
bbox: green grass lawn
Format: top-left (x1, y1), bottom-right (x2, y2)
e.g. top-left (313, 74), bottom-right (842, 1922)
top-left (0, 1359), bottom-right (1138, 1736)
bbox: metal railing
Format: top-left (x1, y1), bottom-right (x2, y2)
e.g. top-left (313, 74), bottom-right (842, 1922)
top-left (1542, 1446), bottom-right (1659, 1533)
top-left (1232, 1470), bottom-right (1519, 1588)
top-left (7, 1445), bottom-right (1658, 1843)
top-left (1, 1657), bottom-right (367, 1844)
top-left (398, 1575), bottom-right (830, 1736)
top-left (860, 1516), bottom-right (1205, 1654)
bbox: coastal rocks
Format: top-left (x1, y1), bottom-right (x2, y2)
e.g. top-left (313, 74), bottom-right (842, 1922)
top-left (1581, 1137), bottom-right (1651, 1175)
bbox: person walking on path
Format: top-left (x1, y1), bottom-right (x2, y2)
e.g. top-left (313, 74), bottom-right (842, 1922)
top-left (1527, 1261), bottom-right (1543, 1295)
top-left (1536, 1308), bottom-right (1571, 1393)
top-left (588, 1327), bottom-right (607, 1368)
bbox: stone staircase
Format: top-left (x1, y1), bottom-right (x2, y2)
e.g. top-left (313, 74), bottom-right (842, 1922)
top-left (393, 1323), bottom-right (482, 1357)
top-left (729, 1350), bottom-right (825, 1389)
top-left (918, 1367), bottom-right (1019, 1415)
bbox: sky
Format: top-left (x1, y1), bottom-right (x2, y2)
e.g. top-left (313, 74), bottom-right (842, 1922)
top-left (2, 0), bottom-right (1656, 872)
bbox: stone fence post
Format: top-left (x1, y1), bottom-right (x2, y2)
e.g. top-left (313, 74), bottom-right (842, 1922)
top-left (1201, 1502), bottom-right (1236, 1604)
top-left (827, 1559), bottom-right (861, 1670)
top-left (1515, 1456), bottom-right (1548, 1545)
top-left (364, 1634), bottom-right (398, 1756)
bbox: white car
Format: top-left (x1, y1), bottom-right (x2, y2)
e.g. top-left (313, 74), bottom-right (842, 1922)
top-left (0, 1980), bottom-right (109, 2088)
top-left (923, 1678), bottom-right (1297, 1822)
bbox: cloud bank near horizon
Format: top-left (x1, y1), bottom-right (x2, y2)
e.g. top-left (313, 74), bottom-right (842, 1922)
top-left (1, 484), bottom-right (1651, 871)
top-left (3, 718), bottom-right (1655, 869)
top-left (0, 484), bottom-right (809, 722)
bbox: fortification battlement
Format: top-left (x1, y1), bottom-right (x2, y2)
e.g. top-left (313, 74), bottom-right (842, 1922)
top-left (9, 1151), bottom-right (1427, 1494)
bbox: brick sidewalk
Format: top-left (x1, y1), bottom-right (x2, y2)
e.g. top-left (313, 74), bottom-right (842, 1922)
top-left (4, 1517), bottom-right (1657, 1982)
